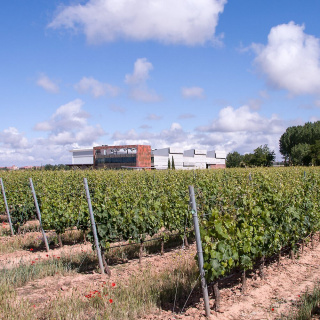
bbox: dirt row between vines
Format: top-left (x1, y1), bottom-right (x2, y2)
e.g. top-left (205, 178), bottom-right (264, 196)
top-left (141, 239), bottom-right (320, 320)
top-left (1, 230), bottom-right (320, 319)
top-left (0, 231), bottom-right (92, 268)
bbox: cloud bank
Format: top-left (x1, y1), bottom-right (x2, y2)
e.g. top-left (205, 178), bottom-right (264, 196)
top-left (48, 0), bottom-right (227, 45)
top-left (0, 102), bottom-right (301, 166)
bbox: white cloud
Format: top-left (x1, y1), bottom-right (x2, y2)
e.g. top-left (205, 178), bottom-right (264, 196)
top-left (48, 131), bottom-right (74, 145)
top-left (197, 105), bottom-right (284, 134)
top-left (140, 124), bottom-right (152, 129)
top-left (109, 105), bottom-right (126, 113)
top-left (125, 58), bottom-right (161, 102)
top-left (35, 99), bottom-right (89, 132)
top-left (314, 100), bottom-right (320, 108)
top-left (130, 87), bottom-right (161, 102)
top-left (48, 0), bottom-right (227, 45)
top-left (75, 76), bottom-right (120, 97)
top-left (195, 105), bottom-right (290, 157)
top-left (36, 73), bottom-right (59, 93)
top-left (259, 90), bottom-right (269, 99)
top-left (253, 22), bottom-right (320, 95)
top-left (74, 125), bottom-right (105, 145)
top-left (112, 122), bottom-right (193, 148)
top-left (34, 99), bottom-right (105, 146)
top-left (310, 116), bottom-right (319, 122)
top-left (181, 87), bottom-right (205, 99)
top-left (146, 114), bottom-right (162, 120)
top-left (125, 58), bottom-right (153, 85)
top-left (178, 113), bottom-right (196, 119)
top-left (247, 98), bottom-right (262, 110)
top-left (0, 127), bottom-right (29, 149)
top-left (0, 100), bottom-right (106, 166)
top-left (0, 127), bottom-right (33, 166)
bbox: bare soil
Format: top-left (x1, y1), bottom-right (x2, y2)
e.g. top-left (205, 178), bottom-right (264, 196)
top-left (2, 230), bottom-right (320, 320)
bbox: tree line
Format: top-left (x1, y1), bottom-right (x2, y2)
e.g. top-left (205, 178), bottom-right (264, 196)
top-left (226, 121), bottom-right (320, 168)
top-left (226, 145), bottom-right (275, 168)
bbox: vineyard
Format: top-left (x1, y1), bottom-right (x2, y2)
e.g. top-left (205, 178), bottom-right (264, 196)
top-left (1, 167), bottom-right (320, 319)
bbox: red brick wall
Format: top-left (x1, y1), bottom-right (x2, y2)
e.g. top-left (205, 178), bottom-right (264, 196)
top-left (209, 164), bottom-right (226, 169)
top-left (136, 145), bottom-right (151, 168)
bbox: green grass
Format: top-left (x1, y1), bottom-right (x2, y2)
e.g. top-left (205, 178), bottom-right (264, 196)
top-left (0, 249), bottom-right (199, 320)
top-left (278, 284), bottom-right (320, 320)
top-left (0, 229), bottom-right (86, 254)
top-left (0, 251), bottom-right (98, 288)
top-left (0, 285), bottom-right (37, 320)
top-left (48, 259), bottom-right (197, 319)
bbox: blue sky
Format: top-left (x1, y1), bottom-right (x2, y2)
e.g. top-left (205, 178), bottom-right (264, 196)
top-left (1, 0), bottom-right (320, 166)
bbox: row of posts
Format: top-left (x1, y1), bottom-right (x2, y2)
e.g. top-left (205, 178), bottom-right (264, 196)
top-left (1, 177), bottom-right (210, 317)
top-left (0, 177), bottom-right (105, 275)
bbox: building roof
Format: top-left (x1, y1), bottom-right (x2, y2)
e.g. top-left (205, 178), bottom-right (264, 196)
top-left (70, 148), bottom-right (93, 153)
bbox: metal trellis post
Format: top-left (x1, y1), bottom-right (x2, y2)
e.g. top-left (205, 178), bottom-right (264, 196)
top-left (0, 178), bottom-right (14, 236)
top-left (29, 178), bottom-right (50, 252)
top-left (188, 185), bottom-right (211, 318)
top-left (83, 178), bottom-right (105, 274)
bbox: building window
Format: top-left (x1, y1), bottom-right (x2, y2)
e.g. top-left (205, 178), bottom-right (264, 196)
top-left (95, 156), bottom-right (137, 165)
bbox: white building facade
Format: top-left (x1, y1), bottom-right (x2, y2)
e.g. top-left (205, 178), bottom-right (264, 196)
top-left (152, 148), bottom-right (226, 170)
top-left (70, 149), bottom-right (94, 165)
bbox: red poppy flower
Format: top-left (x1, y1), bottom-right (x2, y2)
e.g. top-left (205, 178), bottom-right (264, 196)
top-left (30, 248), bottom-right (34, 251)
top-left (109, 299), bottom-right (113, 303)
top-left (111, 283), bottom-right (116, 287)
top-left (271, 308), bottom-right (274, 311)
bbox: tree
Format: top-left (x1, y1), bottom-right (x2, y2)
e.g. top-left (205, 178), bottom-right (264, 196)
top-left (242, 153), bottom-right (254, 167)
top-left (279, 121), bottom-right (320, 165)
top-left (242, 145), bottom-right (275, 167)
top-left (167, 158), bottom-right (171, 169)
top-left (44, 164), bottom-right (71, 170)
top-left (226, 151), bottom-right (243, 168)
top-left (251, 145), bottom-right (275, 167)
top-left (171, 156), bottom-right (175, 170)
top-left (310, 140), bottom-right (320, 165)
top-left (291, 143), bottom-right (311, 166)
top-left (44, 164), bottom-right (54, 170)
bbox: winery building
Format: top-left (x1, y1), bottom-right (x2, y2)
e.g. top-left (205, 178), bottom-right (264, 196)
top-left (70, 145), bottom-right (226, 170)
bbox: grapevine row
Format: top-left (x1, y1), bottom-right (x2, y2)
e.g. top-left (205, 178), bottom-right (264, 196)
top-left (0, 167), bottom-right (319, 282)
